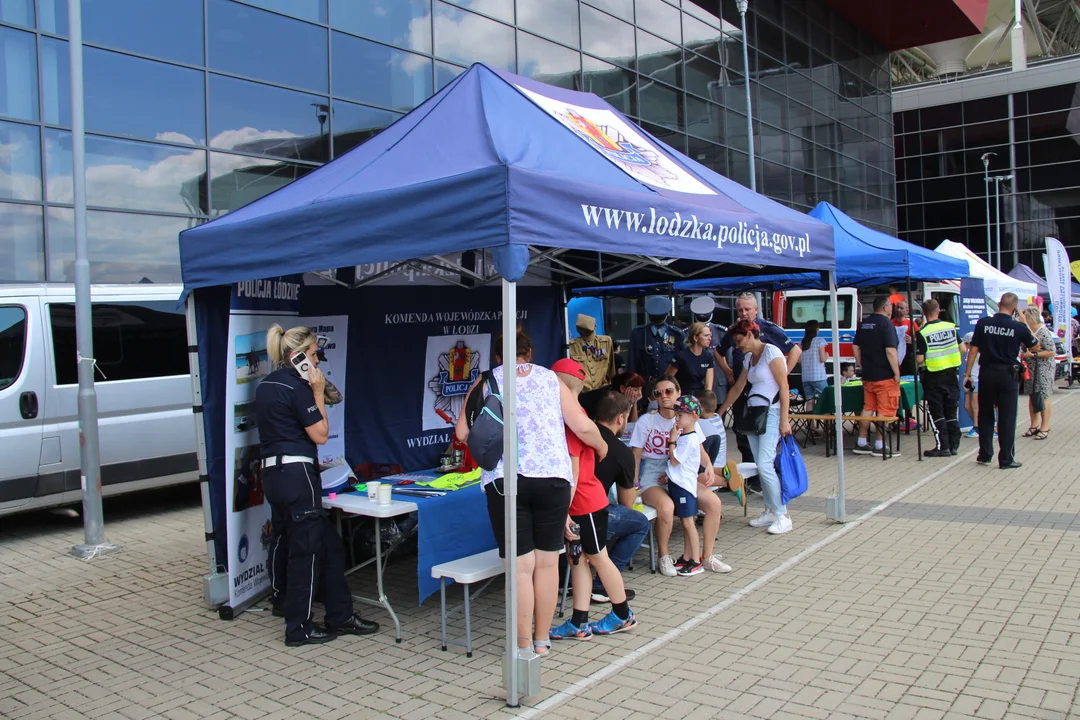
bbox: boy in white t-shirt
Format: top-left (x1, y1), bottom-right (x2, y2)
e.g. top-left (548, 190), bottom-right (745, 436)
top-left (695, 390), bottom-right (727, 470)
top-left (667, 396), bottom-right (705, 577)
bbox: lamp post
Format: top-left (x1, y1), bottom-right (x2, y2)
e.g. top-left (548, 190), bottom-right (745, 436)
top-left (982, 152), bottom-right (995, 266)
top-left (992, 174), bottom-right (1013, 270)
top-left (736, 0), bottom-right (756, 192)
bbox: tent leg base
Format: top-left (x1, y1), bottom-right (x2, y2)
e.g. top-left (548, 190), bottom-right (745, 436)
top-left (70, 542), bottom-right (119, 560)
top-left (203, 572), bottom-right (230, 608)
top-left (825, 495), bottom-right (846, 523)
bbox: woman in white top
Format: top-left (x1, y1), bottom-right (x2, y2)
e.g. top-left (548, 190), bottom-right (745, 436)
top-left (718, 320), bottom-right (794, 535)
top-left (458, 331), bottom-right (606, 656)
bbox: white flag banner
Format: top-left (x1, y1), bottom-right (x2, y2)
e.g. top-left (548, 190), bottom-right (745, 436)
top-left (1045, 237), bottom-right (1072, 352)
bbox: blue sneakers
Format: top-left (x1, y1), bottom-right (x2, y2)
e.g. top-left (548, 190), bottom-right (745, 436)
top-left (549, 619), bottom-right (592, 640)
top-left (587, 609), bottom-right (638, 636)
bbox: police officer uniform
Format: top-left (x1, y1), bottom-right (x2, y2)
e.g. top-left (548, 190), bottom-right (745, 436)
top-left (968, 312), bottom-right (1037, 468)
top-left (916, 317), bottom-right (962, 457)
top-left (628, 295), bottom-right (685, 387)
top-left (690, 296), bottom-right (727, 398)
top-left (256, 366), bottom-right (377, 645)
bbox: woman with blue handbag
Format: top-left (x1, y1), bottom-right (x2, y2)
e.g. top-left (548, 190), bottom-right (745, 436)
top-left (717, 320), bottom-right (794, 535)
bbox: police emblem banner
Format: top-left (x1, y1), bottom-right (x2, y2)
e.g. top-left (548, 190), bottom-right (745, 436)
top-left (1045, 237), bottom-right (1072, 352)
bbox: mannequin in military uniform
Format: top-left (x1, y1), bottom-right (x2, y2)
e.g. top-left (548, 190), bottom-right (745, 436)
top-left (568, 313), bottom-right (616, 391)
top-left (629, 296), bottom-right (685, 389)
top-left (690, 296), bottom-right (727, 399)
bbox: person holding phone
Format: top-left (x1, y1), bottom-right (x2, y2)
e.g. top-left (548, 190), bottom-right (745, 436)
top-left (256, 324), bottom-right (378, 646)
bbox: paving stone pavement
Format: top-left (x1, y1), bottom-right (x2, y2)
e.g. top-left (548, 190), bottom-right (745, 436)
top-left (2, 390), bottom-right (1080, 719)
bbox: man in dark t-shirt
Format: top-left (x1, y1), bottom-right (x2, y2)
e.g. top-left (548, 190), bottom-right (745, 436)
top-left (591, 392), bottom-right (650, 603)
top-left (852, 295), bottom-right (900, 456)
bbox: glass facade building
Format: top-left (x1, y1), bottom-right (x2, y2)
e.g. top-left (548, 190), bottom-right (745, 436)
top-left (0, 0), bottom-right (894, 285)
top-left (895, 61), bottom-right (1080, 271)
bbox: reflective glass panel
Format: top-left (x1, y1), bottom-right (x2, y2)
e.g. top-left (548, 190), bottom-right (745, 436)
top-left (37, 0), bottom-right (66, 34)
top-left (685, 95), bottom-right (721, 145)
top-left (637, 29), bottom-right (680, 87)
top-left (208, 151), bottom-right (316, 215)
top-left (517, 0), bottom-right (578, 48)
top-left (0, 0), bottom-right (33, 28)
top-left (239, 0), bottom-right (326, 23)
top-left (40, 37), bottom-right (69, 125)
top-left (582, 55), bottom-right (636, 116)
top-left (45, 130), bottom-right (208, 214)
top-left (639, 81), bottom-right (682, 132)
top-left (332, 33), bottom-right (432, 112)
top-left (0, 26), bottom-right (37, 121)
top-left (82, 0), bottom-right (203, 65)
top-left (517, 31), bottom-right (579, 89)
top-left (47, 208), bottom-right (188, 283)
top-left (332, 100), bottom-right (402, 157)
top-left (635, 0), bottom-right (680, 43)
top-left (433, 2), bottom-right (515, 72)
top-left (83, 48), bottom-right (206, 143)
top-left (681, 12), bottom-right (725, 56)
top-left (209, 75), bottom-right (329, 162)
top-left (0, 120), bottom-right (40, 201)
top-left (330, 0), bottom-right (431, 53)
top-left (208, 0), bottom-right (328, 92)
top-left (435, 61), bottom-right (466, 90)
top-left (443, 0), bottom-right (513, 24)
top-left (684, 51), bottom-right (723, 100)
top-left (0, 202), bottom-right (43, 281)
top-left (583, 0), bottom-right (631, 22)
top-left (581, 4), bottom-right (634, 70)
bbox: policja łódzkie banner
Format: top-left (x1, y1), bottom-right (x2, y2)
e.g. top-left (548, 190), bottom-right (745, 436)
top-left (958, 277), bottom-right (986, 430)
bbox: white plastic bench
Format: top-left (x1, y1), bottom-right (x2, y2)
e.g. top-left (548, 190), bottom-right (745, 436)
top-left (432, 549), bottom-right (503, 657)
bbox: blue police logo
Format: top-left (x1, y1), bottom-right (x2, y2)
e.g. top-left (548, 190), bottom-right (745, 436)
top-left (238, 534), bottom-right (249, 564)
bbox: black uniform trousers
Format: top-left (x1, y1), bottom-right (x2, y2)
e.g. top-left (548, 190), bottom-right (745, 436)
top-left (978, 365), bottom-right (1020, 467)
top-left (924, 369), bottom-right (961, 452)
top-left (262, 461), bottom-right (353, 640)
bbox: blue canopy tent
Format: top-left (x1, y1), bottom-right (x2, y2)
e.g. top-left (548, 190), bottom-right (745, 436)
top-left (178, 63), bottom-right (836, 703)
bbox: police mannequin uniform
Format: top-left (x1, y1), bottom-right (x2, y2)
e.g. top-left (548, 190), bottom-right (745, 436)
top-left (690, 296), bottom-right (727, 398)
top-left (568, 313), bottom-right (616, 391)
top-left (629, 295), bottom-right (685, 386)
top-left (916, 316), bottom-right (962, 456)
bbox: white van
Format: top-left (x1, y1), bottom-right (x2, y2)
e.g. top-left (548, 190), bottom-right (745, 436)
top-left (0, 283), bottom-right (197, 517)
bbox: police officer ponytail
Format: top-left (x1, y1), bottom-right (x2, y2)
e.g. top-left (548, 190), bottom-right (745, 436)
top-left (266, 324), bottom-right (317, 369)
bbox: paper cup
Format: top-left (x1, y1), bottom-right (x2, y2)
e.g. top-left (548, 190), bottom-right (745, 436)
top-left (367, 481), bottom-right (381, 500)
top-left (377, 484), bottom-right (392, 505)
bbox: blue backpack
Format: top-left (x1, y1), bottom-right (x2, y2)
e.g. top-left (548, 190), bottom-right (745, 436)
top-left (467, 373), bottom-right (504, 471)
top-left (775, 435), bottom-right (809, 504)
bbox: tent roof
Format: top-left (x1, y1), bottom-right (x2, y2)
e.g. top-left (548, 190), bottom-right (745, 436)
top-left (573, 202), bottom-right (969, 297)
top-left (935, 240), bottom-right (1039, 301)
top-left (1007, 263), bottom-right (1080, 302)
top-left (178, 63), bottom-right (834, 297)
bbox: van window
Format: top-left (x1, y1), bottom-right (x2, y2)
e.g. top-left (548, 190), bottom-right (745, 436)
top-left (0, 306), bottom-right (27, 391)
top-left (49, 302), bottom-right (188, 385)
top-left (784, 296), bottom-right (853, 329)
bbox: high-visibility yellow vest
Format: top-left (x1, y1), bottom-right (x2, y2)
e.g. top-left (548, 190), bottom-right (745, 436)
top-left (918, 320), bottom-right (962, 372)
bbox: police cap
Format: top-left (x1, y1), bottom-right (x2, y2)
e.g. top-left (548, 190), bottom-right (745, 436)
top-left (644, 295), bottom-right (671, 316)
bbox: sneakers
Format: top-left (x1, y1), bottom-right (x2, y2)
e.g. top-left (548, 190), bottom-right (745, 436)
top-left (677, 560), bottom-right (704, 576)
top-left (965, 428), bottom-right (979, 438)
top-left (704, 555), bottom-right (732, 573)
top-left (923, 448), bottom-right (951, 458)
top-left (590, 588), bottom-right (636, 603)
top-left (658, 555), bottom-right (678, 577)
top-left (767, 515), bottom-right (793, 535)
top-left (749, 510), bottom-right (776, 528)
top-left (549, 619), bottom-right (592, 641)
top-left (587, 609), bottom-right (638, 636)
top-left (852, 444), bottom-right (874, 455)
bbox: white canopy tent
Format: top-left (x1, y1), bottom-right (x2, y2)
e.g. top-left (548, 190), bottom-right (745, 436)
top-left (935, 240), bottom-right (1039, 308)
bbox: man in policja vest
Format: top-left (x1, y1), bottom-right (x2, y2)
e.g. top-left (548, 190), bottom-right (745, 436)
top-left (916, 299), bottom-right (964, 457)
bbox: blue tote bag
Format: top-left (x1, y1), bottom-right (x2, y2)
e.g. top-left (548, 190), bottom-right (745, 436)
top-left (775, 435), bottom-right (809, 504)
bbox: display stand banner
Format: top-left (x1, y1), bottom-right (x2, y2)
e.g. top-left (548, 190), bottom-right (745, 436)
top-left (1046, 237), bottom-right (1073, 351)
top-left (224, 275), bottom-right (303, 609)
top-left (301, 284), bottom-right (563, 471)
top-left (958, 277), bottom-right (985, 429)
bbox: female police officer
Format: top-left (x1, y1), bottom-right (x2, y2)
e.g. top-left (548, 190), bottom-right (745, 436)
top-left (257, 324), bottom-right (378, 646)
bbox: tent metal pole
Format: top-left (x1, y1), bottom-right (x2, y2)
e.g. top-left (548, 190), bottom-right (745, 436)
top-left (501, 280), bottom-right (521, 707)
top-left (185, 294), bottom-right (228, 606)
top-left (826, 272), bottom-right (846, 523)
top-left (562, 284), bottom-right (571, 355)
top-left (908, 280), bottom-right (922, 461)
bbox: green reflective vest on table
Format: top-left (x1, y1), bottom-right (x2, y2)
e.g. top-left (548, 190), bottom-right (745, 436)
top-left (918, 320), bottom-right (961, 372)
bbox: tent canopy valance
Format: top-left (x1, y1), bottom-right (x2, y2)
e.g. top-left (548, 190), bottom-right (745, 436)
top-left (178, 63), bottom-right (835, 299)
